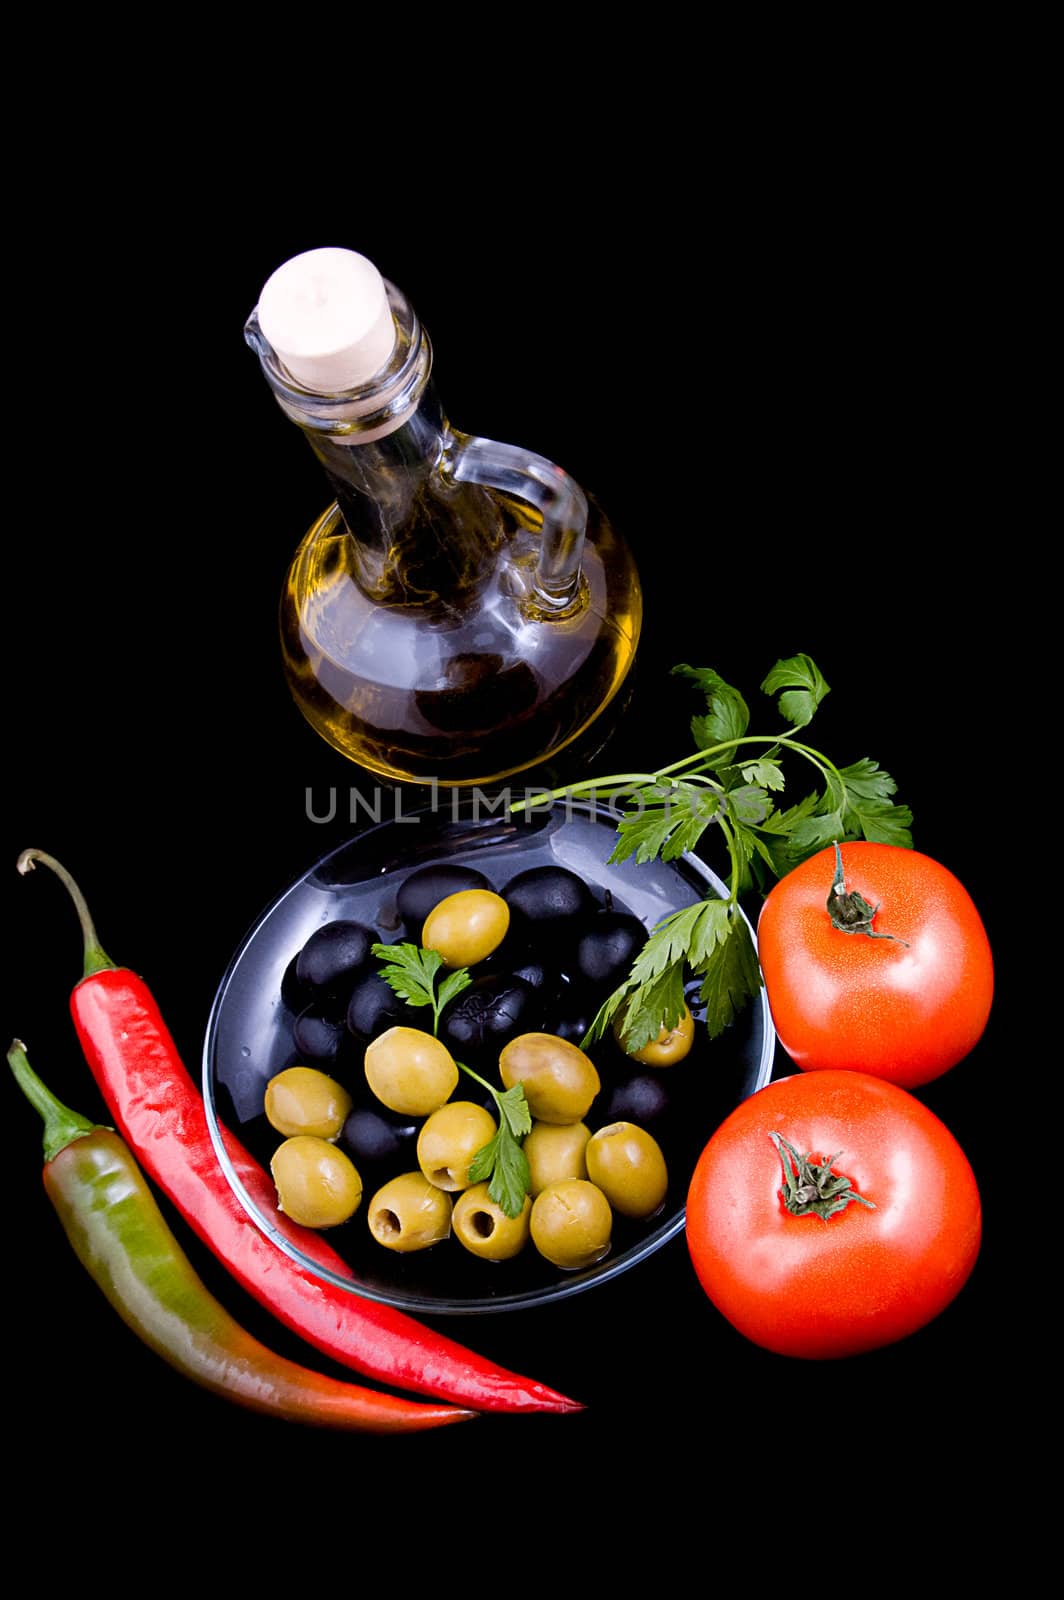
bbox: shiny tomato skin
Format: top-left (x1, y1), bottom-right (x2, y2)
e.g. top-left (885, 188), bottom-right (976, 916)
top-left (757, 842), bottom-right (993, 1089)
top-left (686, 1071), bottom-right (982, 1359)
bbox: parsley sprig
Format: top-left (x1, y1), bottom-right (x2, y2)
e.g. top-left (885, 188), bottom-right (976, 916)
top-left (371, 941), bottom-right (532, 1217)
top-left (462, 1069), bottom-right (532, 1218)
top-left (370, 942), bottom-right (472, 1033)
top-left (510, 653), bottom-right (913, 1051)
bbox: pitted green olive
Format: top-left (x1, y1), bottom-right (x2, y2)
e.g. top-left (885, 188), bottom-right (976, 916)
top-left (524, 1120), bottom-right (591, 1196)
top-left (421, 889), bottom-right (510, 968)
top-left (364, 1026), bottom-right (459, 1116)
top-left (615, 1004), bottom-right (695, 1066)
top-left (586, 1121), bottom-right (669, 1218)
top-left (499, 1033), bottom-right (600, 1124)
top-left (270, 1135), bottom-right (362, 1229)
top-left (452, 1184), bottom-right (532, 1261)
top-left (367, 1171), bottom-right (453, 1253)
top-left (529, 1178), bottom-right (612, 1270)
top-left (264, 1066), bottom-right (353, 1141)
top-left (417, 1101), bottom-right (498, 1191)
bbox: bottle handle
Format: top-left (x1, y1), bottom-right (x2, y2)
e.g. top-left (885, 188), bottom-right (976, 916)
top-left (449, 434), bottom-right (587, 610)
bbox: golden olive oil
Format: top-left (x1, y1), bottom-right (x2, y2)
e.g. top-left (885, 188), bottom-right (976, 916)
top-left (280, 489), bottom-right (641, 786)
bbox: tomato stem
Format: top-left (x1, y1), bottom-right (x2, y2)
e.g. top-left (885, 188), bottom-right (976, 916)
top-left (770, 1133), bottom-right (875, 1221)
top-left (827, 841), bottom-right (909, 944)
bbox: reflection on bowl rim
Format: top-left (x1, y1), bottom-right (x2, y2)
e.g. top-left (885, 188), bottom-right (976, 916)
top-left (200, 799), bottom-right (777, 1315)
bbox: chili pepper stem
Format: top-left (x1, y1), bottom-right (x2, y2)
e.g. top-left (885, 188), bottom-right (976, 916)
top-left (8, 1038), bottom-right (103, 1162)
top-left (17, 848), bottom-right (115, 976)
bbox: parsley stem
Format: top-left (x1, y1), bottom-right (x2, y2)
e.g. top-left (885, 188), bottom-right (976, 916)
top-left (713, 812), bottom-right (743, 910)
top-left (509, 773), bottom-right (666, 812)
top-left (455, 1059), bottom-right (494, 1098)
top-left (510, 733), bottom-right (843, 815)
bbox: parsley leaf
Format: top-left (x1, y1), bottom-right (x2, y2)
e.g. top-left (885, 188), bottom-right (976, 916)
top-left (724, 782), bottom-right (773, 827)
top-left (761, 653), bottom-right (831, 729)
top-left (787, 807), bottom-right (848, 859)
top-left (738, 758), bottom-right (786, 792)
top-left (584, 959), bottom-right (687, 1055)
top-left (695, 911), bottom-right (762, 1034)
top-left (673, 664), bottom-right (750, 748)
top-left (371, 941), bottom-right (473, 1035)
top-left (609, 782), bottom-right (722, 866)
top-left (462, 1070), bottom-right (532, 1217)
top-left (835, 758), bottom-right (915, 847)
top-left (583, 897), bottom-right (757, 1051)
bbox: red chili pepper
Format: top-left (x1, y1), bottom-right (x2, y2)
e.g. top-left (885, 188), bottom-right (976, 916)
top-left (18, 849), bottom-right (582, 1415)
top-left (8, 1039), bottom-right (475, 1433)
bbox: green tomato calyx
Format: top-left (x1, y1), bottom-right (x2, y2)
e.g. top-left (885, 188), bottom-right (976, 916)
top-left (827, 842), bottom-right (909, 944)
top-left (770, 1133), bottom-right (875, 1222)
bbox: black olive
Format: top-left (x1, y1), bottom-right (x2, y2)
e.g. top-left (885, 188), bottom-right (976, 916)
top-left (396, 863), bottom-right (493, 932)
top-left (295, 920), bottom-right (378, 997)
top-left (570, 910), bottom-right (647, 991)
top-left (552, 1013), bottom-right (595, 1046)
top-left (346, 969), bottom-right (421, 1044)
top-left (440, 974), bottom-right (540, 1062)
top-left (598, 1068), bottom-right (673, 1132)
top-left (502, 865), bottom-right (596, 928)
top-left (506, 954), bottom-right (561, 1004)
top-left (280, 954), bottom-right (308, 1013)
top-left (292, 1006), bottom-right (350, 1067)
top-left (684, 976), bottom-right (708, 1024)
top-left (340, 1105), bottom-right (419, 1172)
top-left (545, 987), bottom-right (599, 1046)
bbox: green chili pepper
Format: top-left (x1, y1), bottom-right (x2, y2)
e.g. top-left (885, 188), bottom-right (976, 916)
top-left (8, 1039), bottom-right (475, 1434)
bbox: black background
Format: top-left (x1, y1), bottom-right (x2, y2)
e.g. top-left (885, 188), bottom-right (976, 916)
top-left (5, 138), bottom-right (1027, 1534)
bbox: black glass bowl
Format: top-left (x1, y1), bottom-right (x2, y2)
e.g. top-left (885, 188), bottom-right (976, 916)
top-left (202, 800), bottom-right (776, 1314)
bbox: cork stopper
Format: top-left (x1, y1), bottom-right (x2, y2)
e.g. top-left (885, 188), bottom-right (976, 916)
top-left (255, 247), bottom-right (397, 394)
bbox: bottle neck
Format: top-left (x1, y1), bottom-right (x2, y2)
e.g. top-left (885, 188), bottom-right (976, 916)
top-left (307, 383), bottom-right (447, 555)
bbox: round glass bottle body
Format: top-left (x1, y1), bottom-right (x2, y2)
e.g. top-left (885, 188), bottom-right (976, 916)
top-left (280, 487), bottom-right (641, 786)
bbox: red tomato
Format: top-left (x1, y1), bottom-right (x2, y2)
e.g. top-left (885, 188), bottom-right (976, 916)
top-left (756, 842), bottom-right (993, 1089)
top-left (686, 1070), bottom-right (981, 1359)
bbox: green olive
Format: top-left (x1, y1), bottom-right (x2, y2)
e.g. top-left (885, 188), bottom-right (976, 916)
top-left (615, 1004), bottom-right (695, 1066)
top-left (499, 1033), bottom-right (600, 1124)
top-left (530, 1178), bottom-right (612, 1270)
top-left (416, 1100), bottom-right (497, 1191)
top-left (367, 1171), bottom-right (453, 1253)
top-left (585, 1121), bottom-right (669, 1218)
top-left (421, 889), bottom-right (510, 968)
top-left (364, 1026), bottom-right (459, 1116)
top-left (452, 1184), bottom-right (532, 1261)
top-left (270, 1135), bottom-right (362, 1228)
top-left (524, 1119), bottom-right (590, 1196)
top-left (264, 1066), bottom-right (353, 1140)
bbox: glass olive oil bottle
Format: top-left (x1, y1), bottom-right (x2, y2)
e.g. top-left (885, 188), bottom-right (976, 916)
top-left (246, 248), bottom-right (641, 787)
